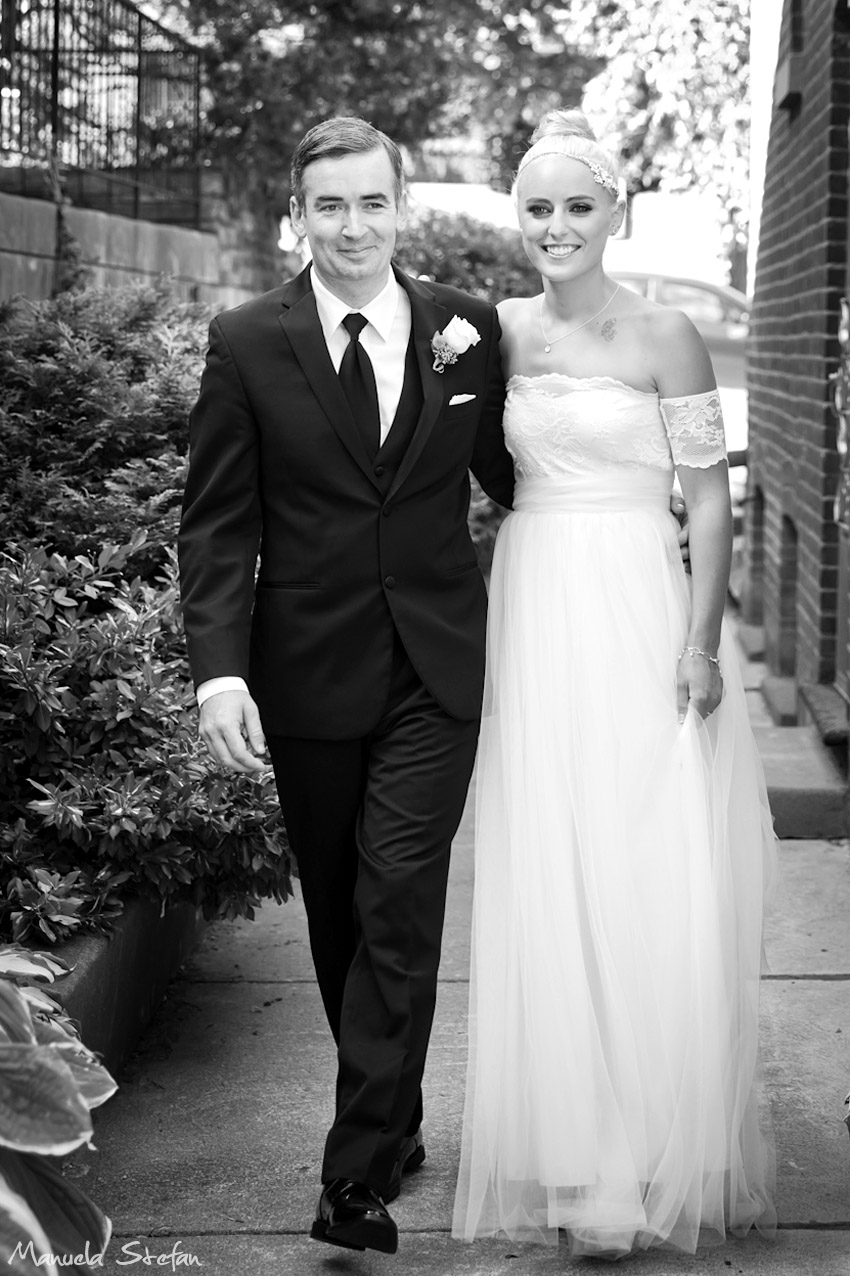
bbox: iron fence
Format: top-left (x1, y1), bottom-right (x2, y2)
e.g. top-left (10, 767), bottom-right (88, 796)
top-left (0, 0), bottom-right (201, 226)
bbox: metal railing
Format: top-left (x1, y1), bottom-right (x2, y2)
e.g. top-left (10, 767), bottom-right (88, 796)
top-left (0, 0), bottom-right (201, 226)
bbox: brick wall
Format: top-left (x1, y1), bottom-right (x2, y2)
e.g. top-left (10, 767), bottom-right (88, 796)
top-left (743, 0), bottom-right (850, 686)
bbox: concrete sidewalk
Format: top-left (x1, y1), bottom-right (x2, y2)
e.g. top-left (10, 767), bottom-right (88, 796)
top-left (67, 654), bottom-right (850, 1274)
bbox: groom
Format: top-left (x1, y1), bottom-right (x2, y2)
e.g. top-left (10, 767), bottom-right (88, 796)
top-left (178, 116), bottom-right (514, 1255)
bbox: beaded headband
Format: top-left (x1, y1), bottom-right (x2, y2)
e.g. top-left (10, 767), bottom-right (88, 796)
top-left (516, 135), bottom-right (620, 198)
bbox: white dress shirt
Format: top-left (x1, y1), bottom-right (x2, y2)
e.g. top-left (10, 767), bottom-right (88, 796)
top-left (311, 267), bottom-right (411, 444)
top-left (197, 268), bottom-right (412, 707)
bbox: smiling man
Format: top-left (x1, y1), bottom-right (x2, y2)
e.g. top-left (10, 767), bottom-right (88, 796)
top-left (178, 117), bottom-right (514, 1256)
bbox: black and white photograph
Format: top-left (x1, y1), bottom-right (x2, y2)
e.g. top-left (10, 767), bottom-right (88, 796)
top-left (0, 1), bottom-right (848, 1272)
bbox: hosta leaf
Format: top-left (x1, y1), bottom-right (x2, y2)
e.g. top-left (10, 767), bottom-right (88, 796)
top-left (29, 1019), bottom-right (74, 1049)
top-left (0, 986), bottom-right (36, 1046)
top-left (0, 1149), bottom-right (111, 1265)
top-left (49, 1046), bottom-right (117, 1111)
top-left (17, 988), bottom-right (64, 1017)
top-left (0, 1047), bottom-right (92, 1154)
top-left (0, 1169), bottom-right (59, 1276)
top-left (0, 950), bottom-right (69, 983)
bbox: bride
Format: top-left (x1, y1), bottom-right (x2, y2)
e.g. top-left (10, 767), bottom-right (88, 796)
top-left (452, 110), bottom-right (777, 1258)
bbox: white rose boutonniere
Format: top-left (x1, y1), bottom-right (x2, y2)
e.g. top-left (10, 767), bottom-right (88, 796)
top-left (431, 315), bottom-right (481, 373)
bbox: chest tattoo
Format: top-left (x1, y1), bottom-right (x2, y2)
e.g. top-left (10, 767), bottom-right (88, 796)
top-left (600, 318), bottom-right (617, 343)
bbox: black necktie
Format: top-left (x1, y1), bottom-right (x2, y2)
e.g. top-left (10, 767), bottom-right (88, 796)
top-left (339, 312), bottom-right (381, 458)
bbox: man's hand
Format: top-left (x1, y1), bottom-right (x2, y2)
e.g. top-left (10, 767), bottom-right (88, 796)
top-left (670, 492), bottom-right (690, 566)
top-left (199, 690), bottom-right (270, 773)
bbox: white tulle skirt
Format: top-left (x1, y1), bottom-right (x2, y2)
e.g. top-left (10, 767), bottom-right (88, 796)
top-left (453, 475), bottom-right (777, 1257)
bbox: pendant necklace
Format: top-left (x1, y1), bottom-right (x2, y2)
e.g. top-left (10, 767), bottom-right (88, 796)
top-left (540, 284), bottom-right (620, 353)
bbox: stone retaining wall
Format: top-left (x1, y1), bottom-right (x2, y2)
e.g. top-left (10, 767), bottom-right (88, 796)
top-left (0, 181), bottom-right (280, 311)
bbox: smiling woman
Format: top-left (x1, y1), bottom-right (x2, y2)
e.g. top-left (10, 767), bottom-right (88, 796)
top-left (452, 107), bottom-right (777, 1259)
top-left (503, 118), bottom-right (626, 370)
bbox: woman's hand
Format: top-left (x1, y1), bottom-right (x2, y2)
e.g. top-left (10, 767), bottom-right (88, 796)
top-left (677, 647), bottom-right (723, 722)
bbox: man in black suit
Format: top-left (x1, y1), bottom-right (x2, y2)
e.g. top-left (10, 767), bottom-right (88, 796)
top-left (178, 117), bottom-right (514, 1255)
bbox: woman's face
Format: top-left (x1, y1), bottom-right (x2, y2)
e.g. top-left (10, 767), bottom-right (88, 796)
top-left (516, 155), bottom-right (621, 281)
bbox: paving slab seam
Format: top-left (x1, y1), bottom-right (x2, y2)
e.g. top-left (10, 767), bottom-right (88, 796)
top-left (762, 973), bottom-right (850, 981)
top-left (100, 1228), bottom-right (495, 1238)
top-left (108, 1230), bottom-right (334, 1239)
top-left (776, 1223), bottom-right (850, 1231)
top-left (186, 976), bottom-right (478, 984)
top-left (103, 1224), bottom-right (850, 1237)
top-left (187, 977), bottom-right (320, 984)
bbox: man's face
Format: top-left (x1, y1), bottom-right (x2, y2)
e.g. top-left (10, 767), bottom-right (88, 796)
top-left (290, 148), bottom-right (407, 303)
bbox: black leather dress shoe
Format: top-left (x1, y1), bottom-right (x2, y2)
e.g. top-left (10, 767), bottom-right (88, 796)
top-left (384, 1127), bottom-right (427, 1204)
top-left (310, 1178), bottom-right (398, 1254)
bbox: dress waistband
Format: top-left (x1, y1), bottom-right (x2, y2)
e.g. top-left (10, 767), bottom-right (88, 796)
top-left (513, 473), bottom-right (672, 514)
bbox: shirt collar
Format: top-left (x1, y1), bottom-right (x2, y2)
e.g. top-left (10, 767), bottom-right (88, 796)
top-left (310, 266), bottom-right (401, 343)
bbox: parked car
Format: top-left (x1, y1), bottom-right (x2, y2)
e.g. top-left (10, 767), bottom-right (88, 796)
top-left (610, 272), bottom-right (750, 391)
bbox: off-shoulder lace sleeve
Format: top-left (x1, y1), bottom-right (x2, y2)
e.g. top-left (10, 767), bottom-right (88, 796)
top-left (659, 389), bottom-right (727, 468)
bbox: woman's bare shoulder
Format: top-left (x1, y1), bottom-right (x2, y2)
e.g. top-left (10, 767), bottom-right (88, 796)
top-left (497, 294), bottom-right (539, 318)
top-left (643, 307), bottom-right (715, 396)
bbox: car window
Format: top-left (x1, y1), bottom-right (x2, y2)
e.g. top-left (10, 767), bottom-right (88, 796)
top-left (657, 282), bottom-right (726, 323)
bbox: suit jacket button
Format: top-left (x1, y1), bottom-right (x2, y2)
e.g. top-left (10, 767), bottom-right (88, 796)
top-left (384, 575), bottom-right (396, 589)
top-left (374, 464), bottom-right (386, 476)
top-left (382, 505), bottom-right (392, 517)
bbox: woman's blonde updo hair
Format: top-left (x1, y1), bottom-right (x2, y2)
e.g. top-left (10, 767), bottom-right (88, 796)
top-left (514, 109), bottom-right (623, 203)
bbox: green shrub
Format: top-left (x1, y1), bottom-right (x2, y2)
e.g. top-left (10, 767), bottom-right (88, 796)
top-left (396, 202), bottom-right (537, 303)
top-left (0, 284), bottom-right (205, 572)
top-left (0, 540), bottom-right (292, 945)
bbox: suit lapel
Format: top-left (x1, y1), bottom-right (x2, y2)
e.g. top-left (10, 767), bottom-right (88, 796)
top-left (277, 267), bottom-right (380, 487)
top-left (387, 269), bottom-right (447, 501)
top-left (277, 265), bottom-right (449, 498)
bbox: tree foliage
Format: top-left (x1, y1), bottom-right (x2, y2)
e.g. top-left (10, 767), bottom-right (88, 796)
top-left (152, 0), bottom-right (747, 196)
top-left (149, 0), bottom-right (748, 272)
top-left (552, 1), bottom-right (749, 219)
top-left (152, 0), bottom-right (596, 202)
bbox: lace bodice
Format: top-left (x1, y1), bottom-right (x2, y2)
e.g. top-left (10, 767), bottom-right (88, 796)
top-left (504, 375), bottom-right (726, 481)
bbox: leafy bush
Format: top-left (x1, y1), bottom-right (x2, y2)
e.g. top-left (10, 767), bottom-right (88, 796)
top-left (0, 945), bottom-right (115, 1272)
top-left (396, 202), bottom-right (538, 304)
top-left (0, 540), bottom-right (292, 945)
top-left (0, 284), bottom-right (204, 573)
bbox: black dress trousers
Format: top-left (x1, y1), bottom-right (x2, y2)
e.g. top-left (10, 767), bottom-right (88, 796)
top-left (267, 637), bottom-right (479, 1195)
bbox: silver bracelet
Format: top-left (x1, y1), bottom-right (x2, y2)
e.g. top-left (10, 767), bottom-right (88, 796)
top-left (679, 645), bottom-right (723, 677)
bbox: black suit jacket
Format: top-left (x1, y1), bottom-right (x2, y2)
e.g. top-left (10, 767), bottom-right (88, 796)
top-left (178, 264), bottom-right (515, 738)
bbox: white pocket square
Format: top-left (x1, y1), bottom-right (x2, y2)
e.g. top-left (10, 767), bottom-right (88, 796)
top-left (449, 393), bottom-right (476, 406)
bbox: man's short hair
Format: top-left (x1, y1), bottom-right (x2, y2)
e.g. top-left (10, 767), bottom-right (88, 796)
top-left (290, 117), bottom-right (405, 211)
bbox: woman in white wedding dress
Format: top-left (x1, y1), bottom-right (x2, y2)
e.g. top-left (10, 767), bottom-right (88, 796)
top-left (452, 111), bottom-right (777, 1258)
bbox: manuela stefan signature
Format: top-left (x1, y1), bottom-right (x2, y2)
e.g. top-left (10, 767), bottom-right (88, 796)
top-left (9, 1240), bottom-right (202, 1268)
